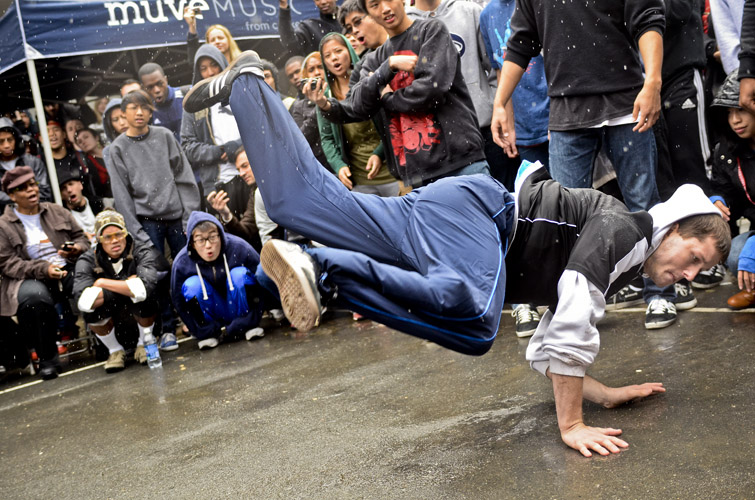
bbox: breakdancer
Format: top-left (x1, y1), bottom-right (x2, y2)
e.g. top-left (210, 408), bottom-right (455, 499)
top-left (183, 52), bottom-right (730, 457)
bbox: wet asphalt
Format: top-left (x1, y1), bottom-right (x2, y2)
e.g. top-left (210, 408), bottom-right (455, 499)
top-left (0, 281), bottom-right (753, 499)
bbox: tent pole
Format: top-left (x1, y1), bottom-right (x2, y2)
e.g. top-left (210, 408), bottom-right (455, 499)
top-left (26, 58), bottom-right (62, 205)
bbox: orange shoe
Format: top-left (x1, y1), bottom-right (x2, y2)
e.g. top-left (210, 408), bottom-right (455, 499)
top-left (727, 290), bottom-right (755, 310)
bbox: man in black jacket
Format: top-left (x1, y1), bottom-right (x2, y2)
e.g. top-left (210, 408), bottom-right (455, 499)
top-left (278, 0), bottom-right (341, 58)
top-left (74, 210), bottom-right (161, 373)
top-left (183, 56), bottom-right (731, 458)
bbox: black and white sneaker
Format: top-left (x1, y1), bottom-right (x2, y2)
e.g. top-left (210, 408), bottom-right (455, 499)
top-left (183, 50), bottom-right (265, 113)
top-left (605, 284), bottom-right (644, 311)
top-left (644, 298), bottom-right (677, 330)
top-left (691, 263), bottom-right (726, 289)
top-left (260, 240), bottom-right (322, 332)
top-left (511, 304), bottom-right (540, 338)
top-left (673, 281), bottom-right (698, 310)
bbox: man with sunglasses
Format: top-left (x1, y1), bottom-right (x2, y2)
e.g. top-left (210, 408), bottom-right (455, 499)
top-left (73, 210), bottom-right (161, 373)
top-left (0, 166), bottom-right (90, 380)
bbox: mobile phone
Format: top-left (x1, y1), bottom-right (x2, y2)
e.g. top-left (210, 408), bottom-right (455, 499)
top-left (310, 78), bottom-right (319, 91)
top-left (61, 241), bottom-right (75, 251)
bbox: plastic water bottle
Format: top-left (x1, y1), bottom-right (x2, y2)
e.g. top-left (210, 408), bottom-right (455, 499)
top-left (144, 332), bottom-right (162, 369)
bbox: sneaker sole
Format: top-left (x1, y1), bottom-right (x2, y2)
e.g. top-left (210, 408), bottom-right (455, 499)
top-left (261, 242), bottom-right (320, 332)
top-left (104, 364), bottom-right (125, 374)
top-left (515, 329), bottom-right (536, 338)
top-left (674, 297), bottom-right (698, 311)
top-left (645, 317), bottom-right (677, 330)
top-left (159, 344), bottom-right (179, 352)
top-left (245, 328), bottom-right (265, 341)
top-left (604, 298), bottom-right (644, 311)
top-left (690, 280), bottom-right (723, 290)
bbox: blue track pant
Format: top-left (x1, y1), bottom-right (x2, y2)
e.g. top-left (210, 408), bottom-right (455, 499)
top-left (230, 75), bottom-right (515, 355)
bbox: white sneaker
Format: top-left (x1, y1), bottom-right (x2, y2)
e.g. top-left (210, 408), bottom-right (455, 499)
top-left (270, 309), bottom-right (286, 322)
top-left (198, 337), bottom-right (219, 350)
top-left (260, 240), bottom-right (322, 332)
top-left (245, 327), bottom-right (265, 341)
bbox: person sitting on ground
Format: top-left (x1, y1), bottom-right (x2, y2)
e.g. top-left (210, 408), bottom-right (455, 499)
top-left (74, 210), bottom-right (161, 373)
top-left (182, 52), bottom-right (731, 457)
top-left (706, 72), bottom-right (755, 308)
top-left (59, 170), bottom-right (104, 243)
top-left (206, 146), bottom-right (262, 251)
top-left (0, 166), bottom-right (89, 380)
top-left (170, 211), bottom-right (270, 349)
top-left (0, 117), bottom-right (51, 211)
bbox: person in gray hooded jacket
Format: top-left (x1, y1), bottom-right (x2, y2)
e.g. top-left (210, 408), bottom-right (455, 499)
top-left (181, 44), bottom-right (243, 197)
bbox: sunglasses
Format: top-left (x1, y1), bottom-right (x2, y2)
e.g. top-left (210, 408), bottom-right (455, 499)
top-left (99, 230), bottom-right (128, 243)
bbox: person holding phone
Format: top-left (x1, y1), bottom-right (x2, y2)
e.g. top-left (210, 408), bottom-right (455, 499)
top-left (0, 167), bottom-right (90, 380)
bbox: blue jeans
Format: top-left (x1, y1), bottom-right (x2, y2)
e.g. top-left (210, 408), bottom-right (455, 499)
top-left (727, 231), bottom-right (755, 273)
top-left (230, 75), bottom-right (514, 355)
top-left (549, 124), bottom-right (659, 212)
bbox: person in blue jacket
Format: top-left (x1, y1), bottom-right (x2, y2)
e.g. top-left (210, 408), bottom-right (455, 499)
top-left (170, 211), bottom-right (269, 349)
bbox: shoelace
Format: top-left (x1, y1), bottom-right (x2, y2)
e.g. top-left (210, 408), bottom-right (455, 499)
top-left (647, 299), bottom-right (675, 314)
top-left (512, 306), bottom-right (540, 324)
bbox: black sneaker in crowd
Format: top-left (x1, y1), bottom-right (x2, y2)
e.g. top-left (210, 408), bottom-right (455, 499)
top-left (691, 263), bottom-right (726, 289)
top-left (673, 281), bottom-right (698, 310)
top-left (645, 298), bottom-right (677, 330)
top-left (511, 304), bottom-right (540, 338)
top-left (183, 50), bottom-right (265, 113)
top-left (605, 284), bottom-right (644, 311)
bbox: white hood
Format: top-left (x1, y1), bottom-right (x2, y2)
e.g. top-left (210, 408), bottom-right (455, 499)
top-left (647, 184), bottom-right (722, 254)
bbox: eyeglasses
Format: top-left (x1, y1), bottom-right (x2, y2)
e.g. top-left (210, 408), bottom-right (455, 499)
top-left (344, 15), bottom-right (364, 35)
top-left (99, 230), bottom-right (128, 243)
top-left (194, 233), bottom-right (220, 246)
top-left (10, 180), bottom-right (38, 193)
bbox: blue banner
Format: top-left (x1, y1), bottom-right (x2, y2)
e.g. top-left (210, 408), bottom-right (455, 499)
top-left (9, 0), bottom-right (318, 61)
top-left (0, 2), bottom-right (26, 74)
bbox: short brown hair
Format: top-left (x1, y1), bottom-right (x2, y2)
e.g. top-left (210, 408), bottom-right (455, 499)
top-left (676, 213), bottom-right (731, 261)
top-left (121, 89), bottom-right (154, 113)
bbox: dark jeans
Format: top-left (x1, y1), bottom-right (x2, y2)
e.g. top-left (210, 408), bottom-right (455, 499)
top-left (17, 266), bottom-right (75, 362)
top-left (139, 216), bottom-right (186, 334)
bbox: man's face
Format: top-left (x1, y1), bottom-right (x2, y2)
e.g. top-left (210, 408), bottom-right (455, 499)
top-left (109, 108), bottom-right (129, 135)
top-left (366, 0), bottom-right (406, 33)
top-left (124, 102), bottom-right (152, 130)
top-left (198, 57), bottom-right (222, 80)
top-left (643, 228), bottom-right (720, 287)
top-left (235, 151), bottom-right (255, 186)
top-left (99, 225), bottom-right (128, 259)
top-left (285, 61), bottom-right (302, 89)
top-left (47, 124), bottom-right (65, 150)
top-left (263, 70), bottom-right (277, 91)
top-left (8, 178), bottom-right (39, 212)
top-left (120, 82), bottom-right (142, 97)
top-left (0, 131), bottom-right (15, 159)
top-left (44, 103), bottom-right (59, 116)
top-left (61, 179), bottom-right (85, 209)
top-left (192, 226), bottom-right (222, 262)
top-left (140, 71), bottom-right (168, 103)
top-left (314, 0), bottom-right (337, 16)
top-left (344, 11), bottom-right (385, 49)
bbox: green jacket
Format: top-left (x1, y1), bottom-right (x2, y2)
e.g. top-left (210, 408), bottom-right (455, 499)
top-left (315, 33), bottom-right (385, 177)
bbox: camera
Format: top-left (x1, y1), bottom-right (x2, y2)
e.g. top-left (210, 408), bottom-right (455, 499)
top-left (300, 78), bottom-right (319, 91)
top-left (61, 241), bottom-right (75, 251)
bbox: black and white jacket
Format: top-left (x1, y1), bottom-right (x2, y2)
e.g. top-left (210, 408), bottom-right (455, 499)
top-left (508, 163), bottom-right (719, 378)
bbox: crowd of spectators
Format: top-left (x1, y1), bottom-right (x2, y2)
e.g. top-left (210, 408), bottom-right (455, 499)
top-left (1, 0), bottom-right (754, 382)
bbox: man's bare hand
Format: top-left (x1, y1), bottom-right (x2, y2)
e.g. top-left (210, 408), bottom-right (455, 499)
top-left (389, 55), bottom-right (418, 73)
top-left (491, 104), bottom-right (517, 157)
top-left (739, 270), bottom-right (755, 292)
top-left (740, 78), bottom-right (755, 114)
top-left (183, 6), bottom-right (197, 33)
top-left (338, 166), bottom-right (353, 189)
top-left (58, 243), bottom-right (83, 259)
top-left (366, 155), bottom-right (382, 179)
top-left (47, 264), bottom-right (67, 280)
top-left (601, 382), bottom-right (666, 409)
top-left (632, 82), bottom-right (661, 133)
top-left (561, 423), bottom-right (628, 457)
top-left (207, 190), bottom-right (232, 220)
top-left (279, 0), bottom-right (288, 9)
top-left (714, 200), bottom-right (731, 221)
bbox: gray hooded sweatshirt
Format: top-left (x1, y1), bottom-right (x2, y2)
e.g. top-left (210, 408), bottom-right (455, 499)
top-left (406, 0), bottom-right (497, 127)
